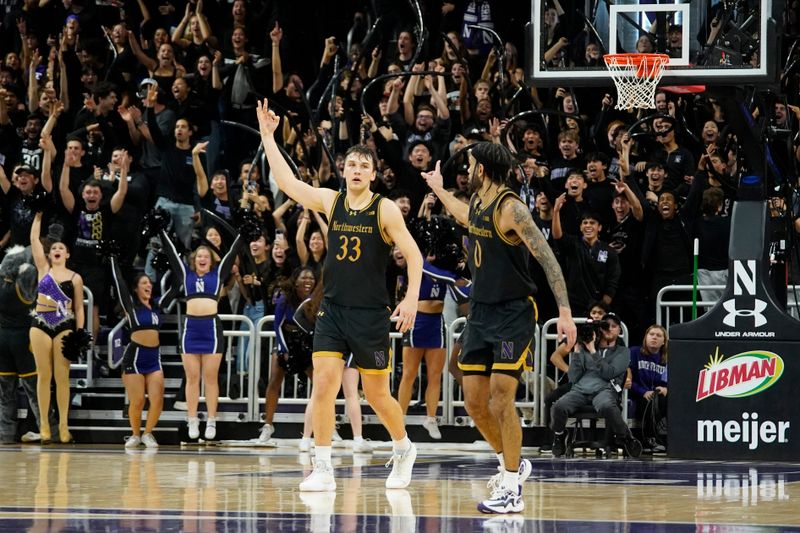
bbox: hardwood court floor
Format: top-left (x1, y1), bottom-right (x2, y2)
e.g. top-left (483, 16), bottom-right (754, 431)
top-left (0, 442), bottom-right (799, 532)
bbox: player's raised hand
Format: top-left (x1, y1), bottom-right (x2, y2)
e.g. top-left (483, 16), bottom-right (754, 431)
top-left (256, 99), bottom-right (280, 138)
top-left (421, 160), bottom-right (444, 192)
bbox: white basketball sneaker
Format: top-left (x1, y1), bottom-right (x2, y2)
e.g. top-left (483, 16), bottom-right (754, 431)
top-left (299, 460), bottom-right (337, 492)
top-left (385, 443), bottom-right (417, 489)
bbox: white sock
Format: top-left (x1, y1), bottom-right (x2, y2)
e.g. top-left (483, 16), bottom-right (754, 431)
top-left (501, 470), bottom-right (520, 492)
top-left (426, 416), bottom-right (437, 423)
top-left (315, 446), bottom-right (332, 465)
top-left (353, 435), bottom-right (364, 443)
top-left (393, 435), bottom-right (412, 454)
top-left (188, 417), bottom-right (199, 425)
top-left (206, 418), bottom-right (216, 427)
top-left (496, 452), bottom-right (505, 470)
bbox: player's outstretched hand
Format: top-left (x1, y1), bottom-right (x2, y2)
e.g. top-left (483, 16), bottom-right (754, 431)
top-left (421, 160), bottom-right (444, 192)
top-left (256, 99), bottom-right (280, 138)
top-left (391, 297), bottom-right (417, 333)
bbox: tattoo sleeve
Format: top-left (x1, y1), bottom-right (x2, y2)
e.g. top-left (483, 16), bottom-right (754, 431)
top-left (510, 200), bottom-right (571, 310)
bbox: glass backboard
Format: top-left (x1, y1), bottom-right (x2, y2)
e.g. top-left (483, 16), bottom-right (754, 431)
top-left (527, 0), bottom-right (777, 87)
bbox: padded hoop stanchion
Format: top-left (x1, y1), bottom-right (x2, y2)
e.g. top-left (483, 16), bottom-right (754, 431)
top-left (661, 85), bottom-right (706, 95)
top-left (604, 53), bottom-right (669, 110)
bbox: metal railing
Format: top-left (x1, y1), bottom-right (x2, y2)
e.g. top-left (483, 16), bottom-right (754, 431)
top-left (107, 318), bottom-right (126, 369)
top-left (656, 284), bottom-right (800, 326)
top-left (538, 317), bottom-right (629, 426)
top-left (70, 287), bottom-right (94, 388)
top-left (107, 282), bottom-right (800, 430)
top-left (250, 315), bottom-right (435, 426)
top-left (113, 308), bottom-right (645, 429)
top-left (444, 317), bottom-right (466, 425)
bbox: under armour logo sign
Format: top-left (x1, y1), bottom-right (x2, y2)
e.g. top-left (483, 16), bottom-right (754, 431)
top-left (722, 298), bottom-right (768, 328)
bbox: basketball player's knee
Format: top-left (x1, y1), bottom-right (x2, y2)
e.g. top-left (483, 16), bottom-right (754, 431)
top-left (464, 395), bottom-right (489, 418)
top-left (312, 379), bottom-right (340, 400)
top-left (363, 386), bottom-right (391, 406)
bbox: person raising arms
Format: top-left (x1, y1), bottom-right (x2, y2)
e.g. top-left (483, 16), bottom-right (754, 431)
top-left (256, 99), bottom-right (423, 492)
top-left (423, 143), bottom-right (576, 514)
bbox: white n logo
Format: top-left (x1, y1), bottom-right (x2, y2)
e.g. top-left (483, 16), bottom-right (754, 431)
top-left (733, 260), bottom-right (757, 296)
top-left (195, 279), bottom-right (205, 293)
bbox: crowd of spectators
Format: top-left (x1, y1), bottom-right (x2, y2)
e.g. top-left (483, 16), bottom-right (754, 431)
top-left (0, 0), bottom-right (797, 445)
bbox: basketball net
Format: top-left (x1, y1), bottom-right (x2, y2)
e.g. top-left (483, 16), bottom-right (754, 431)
top-left (604, 53), bottom-right (670, 110)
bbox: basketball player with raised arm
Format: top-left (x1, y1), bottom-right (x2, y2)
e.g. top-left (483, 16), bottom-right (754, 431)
top-left (256, 100), bottom-right (423, 492)
top-left (424, 142), bottom-right (577, 514)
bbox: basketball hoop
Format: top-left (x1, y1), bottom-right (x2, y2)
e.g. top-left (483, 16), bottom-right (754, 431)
top-left (604, 53), bottom-right (670, 110)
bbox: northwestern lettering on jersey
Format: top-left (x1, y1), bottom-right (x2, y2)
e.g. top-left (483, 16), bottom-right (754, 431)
top-left (468, 224), bottom-right (493, 238)
top-left (331, 221), bottom-right (374, 234)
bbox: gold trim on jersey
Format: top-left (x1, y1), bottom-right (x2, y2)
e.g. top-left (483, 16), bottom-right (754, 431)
top-left (358, 366), bottom-right (392, 375)
top-left (18, 371), bottom-right (37, 378)
top-left (344, 193), bottom-right (380, 214)
top-left (471, 186), bottom-right (506, 215)
top-left (492, 337), bottom-right (533, 372)
top-left (493, 190), bottom-right (523, 246)
top-left (457, 362), bottom-right (488, 372)
top-left (327, 192), bottom-right (341, 224)
top-left (312, 351), bottom-right (345, 359)
top-left (491, 297), bottom-right (537, 371)
top-left (376, 198), bottom-right (394, 245)
top-left (530, 296), bottom-right (539, 323)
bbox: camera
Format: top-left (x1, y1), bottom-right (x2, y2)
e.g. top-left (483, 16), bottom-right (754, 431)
top-left (576, 320), bottom-right (609, 345)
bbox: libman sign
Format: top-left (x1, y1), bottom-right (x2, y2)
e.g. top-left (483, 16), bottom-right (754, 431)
top-left (696, 349), bottom-right (784, 401)
top-left (669, 339), bottom-right (797, 460)
top-left (693, 348), bottom-right (789, 452)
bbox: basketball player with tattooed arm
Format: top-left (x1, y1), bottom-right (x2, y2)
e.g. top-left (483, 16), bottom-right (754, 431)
top-left (424, 142), bottom-right (577, 514)
top-left (257, 100), bottom-right (423, 492)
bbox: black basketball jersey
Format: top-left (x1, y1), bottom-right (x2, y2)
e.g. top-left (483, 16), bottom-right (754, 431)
top-left (467, 189), bottom-right (537, 304)
top-left (323, 192), bottom-right (392, 307)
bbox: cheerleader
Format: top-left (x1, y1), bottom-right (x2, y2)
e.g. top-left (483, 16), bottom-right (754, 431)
top-left (110, 254), bottom-right (168, 448)
top-left (30, 212), bottom-right (86, 444)
top-left (160, 227), bottom-right (243, 440)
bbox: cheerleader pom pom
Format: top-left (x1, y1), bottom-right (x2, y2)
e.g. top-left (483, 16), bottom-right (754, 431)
top-left (21, 190), bottom-right (51, 213)
top-left (233, 208), bottom-right (264, 242)
top-left (150, 252), bottom-right (170, 273)
top-left (141, 208), bottom-right (172, 238)
top-left (61, 328), bottom-right (93, 363)
top-left (95, 238), bottom-right (122, 259)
